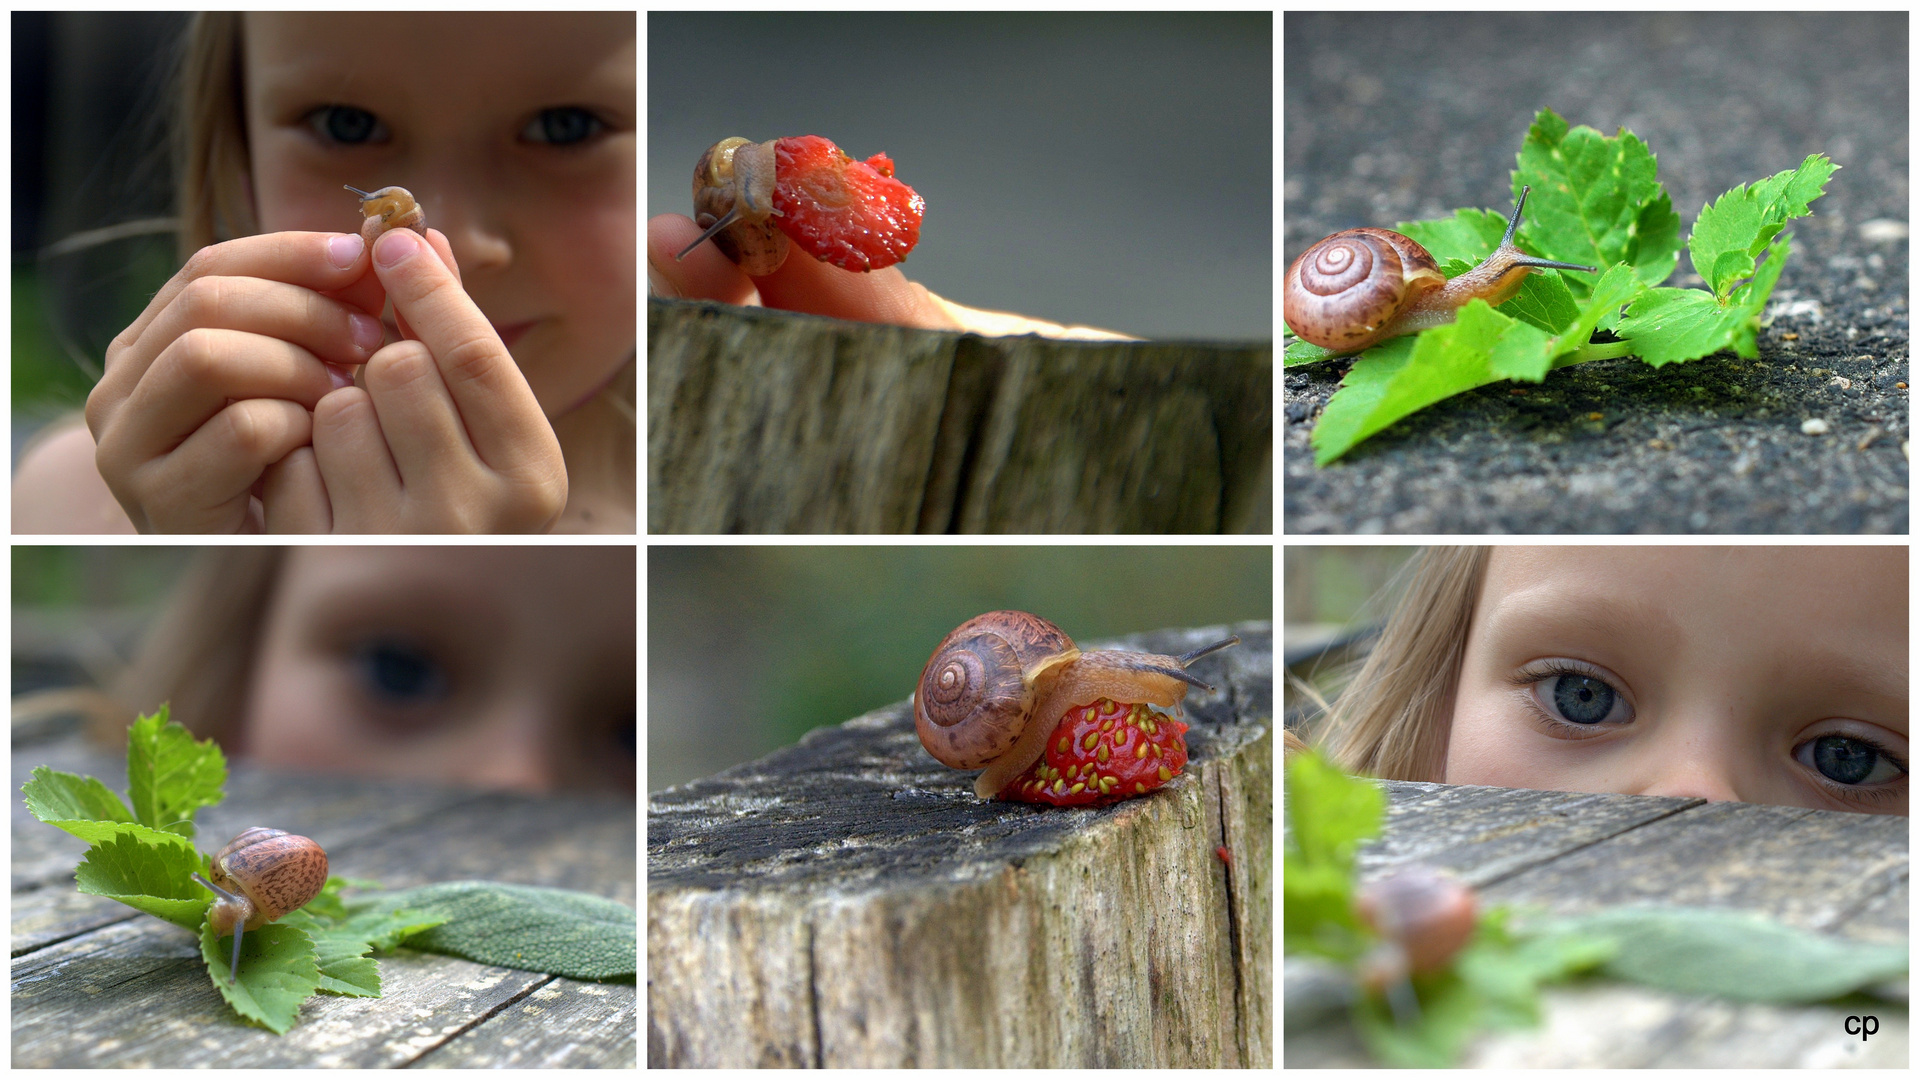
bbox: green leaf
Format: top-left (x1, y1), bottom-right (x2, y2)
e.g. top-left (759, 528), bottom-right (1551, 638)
top-left (282, 904), bottom-right (447, 997)
top-left (23, 765), bottom-right (137, 833)
top-left (1688, 155), bottom-right (1836, 298)
top-left (1310, 302), bottom-right (1511, 465)
top-left (200, 919), bottom-right (323, 1034)
top-left (73, 829), bottom-right (211, 931)
top-left (1399, 208), bottom-right (1509, 264)
top-left (1283, 751), bottom-right (1384, 962)
top-left (1545, 906), bottom-right (1906, 1003)
top-left (1284, 338), bottom-right (1336, 367)
top-left (124, 706), bottom-right (226, 839)
top-left (1615, 234), bottom-right (1789, 367)
top-left (350, 882), bottom-right (636, 980)
top-left (1511, 108), bottom-right (1675, 288)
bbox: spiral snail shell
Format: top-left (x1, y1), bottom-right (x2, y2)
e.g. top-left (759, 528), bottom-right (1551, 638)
top-left (191, 827), bottom-right (329, 983)
top-left (1284, 185), bottom-right (1596, 355)
top-left (914, 611), bottom-right (1238, 800)
top-left (345, 184), bottom-right (427, 248)
top-left (677, 137), bottom-right (790, 276)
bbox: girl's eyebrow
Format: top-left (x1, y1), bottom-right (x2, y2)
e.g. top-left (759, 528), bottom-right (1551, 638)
top-left (1484, 587), bottom-right (1683, 654)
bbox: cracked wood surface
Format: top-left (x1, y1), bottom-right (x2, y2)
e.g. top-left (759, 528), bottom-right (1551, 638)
top-left (647, 299), bottom-right (1272, 534)
top-left (1285, 780), bottom-right (1908, 1067)
top-left (648, 622), bottom-right (1273, 1067)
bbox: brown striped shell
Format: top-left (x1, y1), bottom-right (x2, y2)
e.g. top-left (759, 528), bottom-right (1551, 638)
top-left (914, 611), bottom-right (1080, 769)
top-left (206, 827), bottom-right (329, 933)
top-left (690, 137), bottom-right (790, 276)
top-left (1283, 227), bottom-right (1446, 353)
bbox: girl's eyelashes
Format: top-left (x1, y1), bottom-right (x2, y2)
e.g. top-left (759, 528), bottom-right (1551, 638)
top-left (521, 106), bottom-right (607, 147)
top-left (303, 105), bottom-right (389, 146)
top-left (1510, 660), bottom-right (1634, 734)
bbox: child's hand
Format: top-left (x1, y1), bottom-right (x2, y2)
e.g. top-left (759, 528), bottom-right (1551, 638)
top-left (259, 226), bottom-right (567, 533)
top-left (647, 213), bottom-right (1136, 341)
top-left (87, 232), bottom-right (388, 533)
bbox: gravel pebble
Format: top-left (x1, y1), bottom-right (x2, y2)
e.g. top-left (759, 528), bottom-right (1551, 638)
top-left (1801, 418), bottom-right (1831, 435)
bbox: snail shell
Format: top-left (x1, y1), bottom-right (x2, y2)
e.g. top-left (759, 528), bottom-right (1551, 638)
top-left (345, 184), bottom-right (427, 247)
top-left (682, 137), bottom-right (789, 276)
top-left (1283, 185), bottom-right (1596, 355)
top-left (193, 827), bottom-right (328, 983)
top-left (1355, 865), bottom-right (1478, 987)
top-left (914, 611), bottom-right (1236, 798)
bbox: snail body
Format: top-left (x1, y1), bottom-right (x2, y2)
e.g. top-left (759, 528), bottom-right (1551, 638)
top-left (191, 827), bottom-right (329, 983)
top-left (345, 184), bottom-right (427, 247)
top-left (1284, 185), bottom-right (1596, 354)
top-left (680, 137), bottom-right (790, 276)
top-left (914, 611), bottom-right (1238, 803)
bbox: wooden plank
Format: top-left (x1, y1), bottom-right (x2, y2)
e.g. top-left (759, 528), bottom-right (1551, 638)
top-left (647, 299), bottom-right (1272, 533)
top-left (649, 623), bottom-right (1273, 1067)
top-left (11, 740), bottom-right (637, 1067)
top-left (1284, 780), bottom-right (1908, 1067)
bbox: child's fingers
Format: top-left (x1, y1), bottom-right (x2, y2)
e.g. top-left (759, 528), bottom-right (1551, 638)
top-left (309, 387), bottom-right (404, 529)
top-left (101, 329), bottom-right (352, 469)
top-left (121, 397), bottom-right (314, 533)
top-left (116, 232), bottom-right (375, 355)
top-left (260, 447), bottom-right (333, 533)
top-left (751, 248), bottom-right (961, 329)
top-left (648, 214), bottom-right (758, 305)
top-left (368, 227), bottom-right (553, 472)
top-left (359, 339), bottom-right (477, 493)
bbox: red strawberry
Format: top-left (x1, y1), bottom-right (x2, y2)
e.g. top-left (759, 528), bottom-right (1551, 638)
top-left (772, 135), bottom-right (925, 272)
top-left (998, 698), bottom-right (1189, 807)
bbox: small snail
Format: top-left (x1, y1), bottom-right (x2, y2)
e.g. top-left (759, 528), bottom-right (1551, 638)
top-left (914, 611), bottom-right (1238, 805)
top-left (1354, 865), bottom-right (1478, 1024)
top-left (191, 827), bottom-right (329, 984)
top-left (1284, 185), bottom-right (1596, 355)
top-left (679, 137), bottom-right (790, 276)
top-left (677, 135), bottom-right (925, 274)
top-left (345, 184), bottom-right (427, 247)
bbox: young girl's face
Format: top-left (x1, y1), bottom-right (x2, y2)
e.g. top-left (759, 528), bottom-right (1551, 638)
top-left (239, 547), bottom-right (636, 794)
top-left (1445, 547), bottom-right (1907, 815)
top-left (241, 13), bottom-right (635, 417)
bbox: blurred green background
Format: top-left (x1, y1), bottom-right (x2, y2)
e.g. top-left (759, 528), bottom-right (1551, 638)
top-left (648, 545), bottom-right (1272, 791)
top-left (13, 547), bottom-right (196, 697)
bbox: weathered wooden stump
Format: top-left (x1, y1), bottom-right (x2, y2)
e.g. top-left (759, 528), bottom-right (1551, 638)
top-left (647, 299), bottom-right (1272, 533)
top-left (648, 622), bottom-right (1273, 1067)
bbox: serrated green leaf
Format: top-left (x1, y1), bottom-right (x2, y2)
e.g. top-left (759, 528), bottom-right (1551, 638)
top-left (1511, 108), bottom-right (1672, 288)
top-left (73, 829), bottom-right (211, 930)
top-left (1616, 234), bottom-right (1788, 367)
top-left (1283, 751), bottom-right (1384, 964)
top-left (1689, 155), bottom-right (1835, 298)
top-left (201, 919), bottom-right (323, 1033)
top-left (1310, 302), bottom-right (1510, 464)
top-left (125, 706), bottom-right (226, 840)
top-left (23, 766), bottom-right (136, 832)
top-left (1546, 906), bottom-right (1906, 1003)
top-left (349, 882), bottom-right (635, 980)
top-left (1398, 208), bottom-right (1509, 265)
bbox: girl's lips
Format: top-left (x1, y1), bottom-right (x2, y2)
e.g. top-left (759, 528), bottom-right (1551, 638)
top-left (492, 321), bottom-right (537, 349)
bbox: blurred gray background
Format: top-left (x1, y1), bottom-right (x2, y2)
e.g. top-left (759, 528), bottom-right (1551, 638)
top-left (649, 12), bottom-right (1272, 342)
top-left (648, 545), bottom-right (1272, 792)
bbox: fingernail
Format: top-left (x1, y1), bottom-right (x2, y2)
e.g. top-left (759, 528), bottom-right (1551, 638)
top-left (326, 364), bottom-right (356, 390)
top-left (326, 233), bottom-right (364, 269)
top-left (374, 228), bottom-right (419, 268)
top-left (347, 313), bottom-right (384, 353)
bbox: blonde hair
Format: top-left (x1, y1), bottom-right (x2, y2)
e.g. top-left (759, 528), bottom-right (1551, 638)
top-left (1305, 547), bottom-right (1490, 781)
top-left (170, 13), bottom-right (635, 524)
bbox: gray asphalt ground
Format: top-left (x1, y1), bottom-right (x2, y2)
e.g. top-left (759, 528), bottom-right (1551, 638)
top-left (1284, 12), bottom-right (1907, 534)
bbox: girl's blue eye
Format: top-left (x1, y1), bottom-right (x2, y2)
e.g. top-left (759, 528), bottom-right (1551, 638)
top-left (524, 107), bottom-right (603, 146)
top-left (1547, 674), bottom-right (1617, 724)
top-left (1803, 735), bottom-right (1904, 786)
top-left (309, 106), bottom-right (382, 145)
top-left (356, 640), bottom-right (448, 704)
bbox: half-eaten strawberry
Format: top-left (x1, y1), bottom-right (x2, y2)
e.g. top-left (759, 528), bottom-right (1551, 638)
top-left (772, 135), bottom-right (925, 272)
top-left (998, 698), bottom-right (1189, 807)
